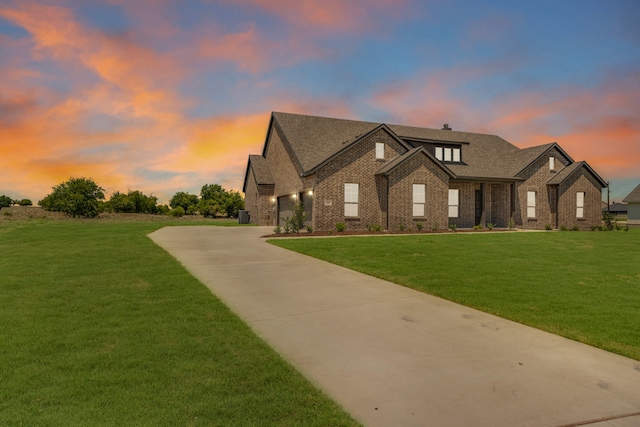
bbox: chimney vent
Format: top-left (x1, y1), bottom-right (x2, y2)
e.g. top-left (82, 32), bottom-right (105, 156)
top-left (442, 124), bottom-right (452, 130)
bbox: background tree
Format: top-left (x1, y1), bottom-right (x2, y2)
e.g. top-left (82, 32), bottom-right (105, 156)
top-left (0, 195), bottom-right (12, 209)
top-left (39, 177), bottom-right (105, 218)
top-left (17, 199), bottom-right (33, 206)
top-left (223, 190), bottom-right (244, 219)
top-left (107, 190), bottom-right (158, 214)
top-left (169, 192), bottom-right (199, 214)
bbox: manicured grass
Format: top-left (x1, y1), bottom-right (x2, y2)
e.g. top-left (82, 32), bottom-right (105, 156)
top-left (0, 219), bottom-right (359, 426)
top-left (270, 230), bottom-right (640, 361)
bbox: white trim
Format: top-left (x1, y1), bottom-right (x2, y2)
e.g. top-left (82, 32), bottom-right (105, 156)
top-left (344, 183), bottom-right (359, 217)
top-left (413, 184), bottom-right (425, 217)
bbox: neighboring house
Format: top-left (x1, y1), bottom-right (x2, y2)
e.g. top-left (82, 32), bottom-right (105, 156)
top-left (602, 202), bottom-right (628, 216)
top-left (622, 184), bottom-right (640, 228)
top-left (243, 112), bottom-right (607, 231)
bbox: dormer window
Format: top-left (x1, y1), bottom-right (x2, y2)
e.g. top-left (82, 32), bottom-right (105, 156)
top-left (376, 142), bottom-right (384, 159)
top-left (435, 146), bottom-right (461, 163)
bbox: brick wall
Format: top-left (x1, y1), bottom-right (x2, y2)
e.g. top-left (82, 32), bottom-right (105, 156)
top-left (448, 182), bottom-right (475, 228)
top-left (387, 155), bottom-right (450, 231)
top-left (516, 148), bottom-right (571, 229)
top-left (488, 183), bottom-right (511, 227)
top-left (265, 125), bottom-right (304, 197)
top-left (558, 169), bottom-right (603, 230)
top-left (244, 165), bottom-right (275, 226)
top-left (311, 129), bottom-right (407, 231)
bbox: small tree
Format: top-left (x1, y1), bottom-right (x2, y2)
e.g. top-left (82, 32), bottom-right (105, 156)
top-left (169, 192), bottom-right (199, 214)
top-left (222, 190), bottom-right (244, 219)
top-left (17, 199), bottom-right (32, 206)
top-left (0, 195), bottom-right (12, 209)
top-left (39, 177), bottom-right (105, 218)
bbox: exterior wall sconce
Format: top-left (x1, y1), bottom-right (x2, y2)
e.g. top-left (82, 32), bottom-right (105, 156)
top-left (308, 190), bottom-right (313, 195)
top-left (292, 193), bottom-right (297, 199)
top-left (271, 197), bottom-right (275, 203)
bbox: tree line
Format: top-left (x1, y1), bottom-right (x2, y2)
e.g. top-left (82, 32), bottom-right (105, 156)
top-left (2, 177), bottom-right (244, 219)
top-left (0, 195), bottom-right (32, 208)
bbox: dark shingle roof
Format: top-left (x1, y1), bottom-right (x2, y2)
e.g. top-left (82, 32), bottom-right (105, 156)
top-left (623, 183), bottom-right (640, 203)
top-left (375, 147), bottom-right (456, 177)
top-left (248, 155), bottom-right (274, 185)
top-left (547, 162), bottom-right (583, 185)
top-left (265, 112), bottom-right (600, 184)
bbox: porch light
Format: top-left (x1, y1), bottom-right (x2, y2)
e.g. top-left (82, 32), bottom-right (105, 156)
top-left (292, 193), bottom-right (297, 199)
top-left (271, 197), bottom-right (275, 203)
top-left (308, 190), bottom-right (313, 195)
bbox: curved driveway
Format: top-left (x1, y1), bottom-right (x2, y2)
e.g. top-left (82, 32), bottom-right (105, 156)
top-left (149, 226), bottom-right (640, 427)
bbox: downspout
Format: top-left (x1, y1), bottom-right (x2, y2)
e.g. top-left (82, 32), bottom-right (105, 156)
top-left (386, 177), bottom-right (390, 231)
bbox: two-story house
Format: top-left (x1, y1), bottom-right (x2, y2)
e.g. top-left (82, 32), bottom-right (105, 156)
top-left (243, 112), bottom-right (606, 231)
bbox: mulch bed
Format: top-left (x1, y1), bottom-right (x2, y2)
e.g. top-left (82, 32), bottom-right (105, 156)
top-left (263, 228), bottom-right (514, 238)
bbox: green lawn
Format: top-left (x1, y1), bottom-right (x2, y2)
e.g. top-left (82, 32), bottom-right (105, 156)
top-left (270, 230), bottom-right (640, 361)
top-left (0, 219), bottom-right (359, 426)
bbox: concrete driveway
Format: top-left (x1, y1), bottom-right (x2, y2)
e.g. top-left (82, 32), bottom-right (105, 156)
top-left (149, 226), bottom-right (640, 427)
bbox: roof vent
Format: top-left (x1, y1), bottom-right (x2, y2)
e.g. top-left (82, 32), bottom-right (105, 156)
top-left (442, 124), bottom-right (452, 130)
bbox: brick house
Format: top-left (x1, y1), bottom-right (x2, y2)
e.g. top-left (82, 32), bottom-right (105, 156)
top-left (243, 112), bottom-right (606, 231)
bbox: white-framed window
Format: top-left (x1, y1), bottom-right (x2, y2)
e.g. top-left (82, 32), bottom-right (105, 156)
top-left (448, 189), bottom-right (459, 218)
top-left (435, 146), bottom-right (461, 162)
top-left (413, 184), bottom-right (425, 217)
top-left (549, 156), bottom-right (555, 171)
top-left (344, 183), bottom-right (359, 217)
top-left (527, 191), bottom-right (536, 218)
top-left (576, 192), bottom-right (585, 218)
top-left (375, 142), bottom-right (384, 159)
top-left (452, 148), bottom-right (461, 162)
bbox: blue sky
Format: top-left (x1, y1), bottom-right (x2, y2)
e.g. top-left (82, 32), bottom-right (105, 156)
top-left (0, 0), bottom-right (638, 203)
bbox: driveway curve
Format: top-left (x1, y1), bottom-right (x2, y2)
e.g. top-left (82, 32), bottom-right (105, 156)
top-left (149, 226), bottom-right (640, 427)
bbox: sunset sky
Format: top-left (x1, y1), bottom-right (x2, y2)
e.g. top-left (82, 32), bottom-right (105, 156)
top-left (1, 0), bottom-right (638, 204)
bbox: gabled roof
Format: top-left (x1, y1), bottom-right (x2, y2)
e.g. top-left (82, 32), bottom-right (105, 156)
top-left (546, 161), bottom-right (608, 187)
top-left (242, 155), bottom-right (274, 192)
top-left (268, 112), bottom-right (381, 173)
top-left (375, 146), bottom-right (457, 178)
top-left (514, 143), bottom-right (574, 176)
top-left (623, 183), bottom-right (640, 202)
top-left (301, 123), bottom-right (413, 177)
top-left (252, 112), bottom-right (602, 185)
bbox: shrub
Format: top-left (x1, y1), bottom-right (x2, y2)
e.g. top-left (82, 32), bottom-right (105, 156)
top-left (273, 225), bottom-right (282, 234)
top-left (306, 225), bottom-right (313, 233)
top-left (487, 223), bottom-right (495, 230)
top-left (432, 223), bottom-right (439, 231)
top-left (560, 225), bottom-right (568, 231)
top-left (39, 177), bottom-right (105, 218)
top-left (335, 222), bottom-right (346, 232)
top-left (416, 222), bottom-right (423, 231)
top-left (508, 218), bottom-right (515, 229)
top-left (169, 206), bottom-right (185, 217)
top-left (602, 211), bottom-right (616, 231)
top-left (170, 192), bottom-right (199, 213)
top-left (398, 224), bottom-right (405, 231)
top-left (448, 223), bottom-right (457, 231)
top-left (288, 199), bottom-right (308, 233)
top-left (367, 224), bottom-right (382, 232)
top-left (283, 219), bottom-right (292, 234)
top-left (156, 205), bottom-right (170, 215)
top-left (473, 224), bottom-right (483, 230)
top-left (545, 223), bottom-right (553, 230)
top-left (0, 195), bottom-right (12, 208)
top-left (572, 225), bottom-right (580, 232)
